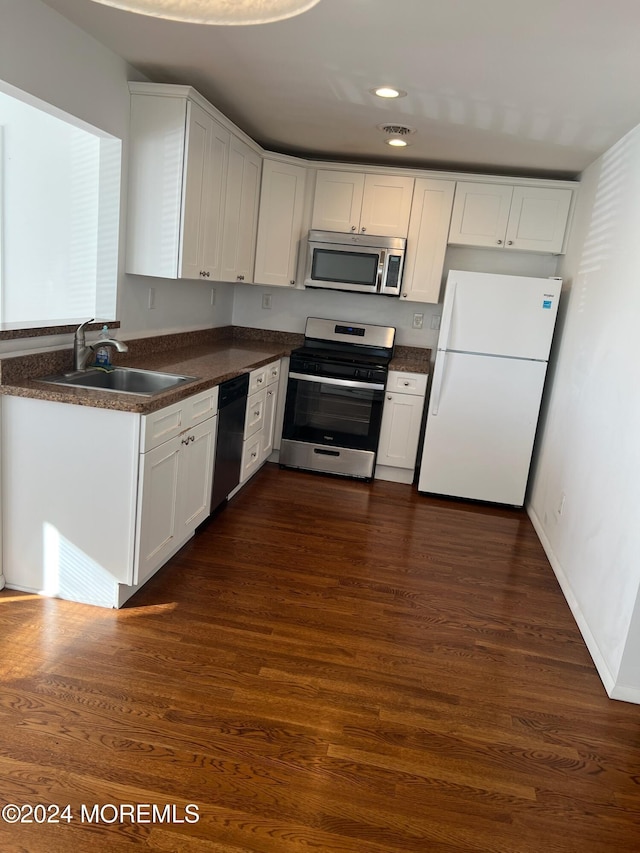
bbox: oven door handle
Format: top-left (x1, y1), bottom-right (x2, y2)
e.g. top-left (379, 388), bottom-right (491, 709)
top-left (288, 372), bottom-right (385, 391)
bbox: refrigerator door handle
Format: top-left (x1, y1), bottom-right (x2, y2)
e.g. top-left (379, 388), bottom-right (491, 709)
top-left (430, 351), bottom-right (446, 416)
top-left (438, 279), bottom-right (456, 354)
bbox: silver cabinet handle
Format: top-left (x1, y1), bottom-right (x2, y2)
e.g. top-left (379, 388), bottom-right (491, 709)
top-left (507, 240), bottom-right (513, 245)
top-left (497, 239), bottom-right (503, 245)
top-left (351, 225), bottom-right (357, 231)
top-left (387, 395), bottom-right (392, 400)
top-left (237, 274), bottom-right (245, 281)
top-left (361, 227), bottom-right (366, 232)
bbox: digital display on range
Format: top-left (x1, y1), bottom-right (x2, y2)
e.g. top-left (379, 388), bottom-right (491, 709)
top-left (335, 325), bottom-right (365, 337)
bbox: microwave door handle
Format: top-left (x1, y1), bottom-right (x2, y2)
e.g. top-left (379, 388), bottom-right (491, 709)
top-left (376, 250), bottom-right (386, 293)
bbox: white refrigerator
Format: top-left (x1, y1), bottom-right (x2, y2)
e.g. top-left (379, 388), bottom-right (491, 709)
top-left (418, 270), bottom-right (562, 506)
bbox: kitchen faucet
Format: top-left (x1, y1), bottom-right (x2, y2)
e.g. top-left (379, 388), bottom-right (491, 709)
top-left (74, 318), bottom-right (128, 371)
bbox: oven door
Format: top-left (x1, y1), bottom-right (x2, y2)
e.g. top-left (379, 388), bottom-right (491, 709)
top-left (280, 372), bottom-right (385, 478)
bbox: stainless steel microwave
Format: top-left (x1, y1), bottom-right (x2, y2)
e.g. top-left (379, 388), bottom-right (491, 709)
top-left (304, 230), bottom-right (406, 296)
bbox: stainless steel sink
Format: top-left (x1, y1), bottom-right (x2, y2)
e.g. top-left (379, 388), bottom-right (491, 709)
top-left (38, 367), bottom-right (199, 396)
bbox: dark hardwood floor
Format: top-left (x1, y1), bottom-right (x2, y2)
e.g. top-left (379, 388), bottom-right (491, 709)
top-left (1, 464), bottom-right (639, 852)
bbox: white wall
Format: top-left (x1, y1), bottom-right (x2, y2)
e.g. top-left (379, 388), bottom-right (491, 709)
top-left (0, 0), bottom-right (233, 347)
top-left (528, 124), bottom-right (640, 703)
top-left (234, 246), bottom-right (559, 348)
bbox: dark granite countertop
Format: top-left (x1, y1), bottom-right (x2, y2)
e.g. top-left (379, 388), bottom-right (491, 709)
top-left (0, 326), bottom-right (430, 415)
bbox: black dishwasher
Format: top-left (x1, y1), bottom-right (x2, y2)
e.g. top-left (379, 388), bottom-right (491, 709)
top-left (210, 373), bottom-right (249, 512)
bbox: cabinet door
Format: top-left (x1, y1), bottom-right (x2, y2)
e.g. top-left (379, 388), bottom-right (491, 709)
top-left (221, 136), bottom-right (262, 282)
top-left (311, 170), bottom-right (364, 233)
top-left (135, 435), bottom-right (182, 586)
top-left (377, 392), bottom-right (425, 469)
top-left (505, 186), bottom-right (572, 253)
top-left (200, 119), bottom-right (230, 279)
top-left (360, 174), bottom-right (414, 237)
top-left (126, 93), bottom-right (187, 278)
top-left (402, 178), bottom-right (455, 303)
top-left (448, 182), bottom-right (513, 248)
top-left (179, 101), bottom-right (211, 280)
top-left (254, 159), bottom-right (307, 287)
top-left (179, 416), bottom-right (217, 535)
top-left (261, 381), bottom-right (279, 462)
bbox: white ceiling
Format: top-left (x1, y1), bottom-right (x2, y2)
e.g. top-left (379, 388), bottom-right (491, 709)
top-left (41, 0), bottom-right (640, 178)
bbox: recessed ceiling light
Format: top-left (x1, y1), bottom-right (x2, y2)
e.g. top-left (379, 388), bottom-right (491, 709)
top-left (371, 86), bottom-right (407, 99)
top-left (86, 0), bottom-right (322, 25)
top-left (386, 137), bottom-right (409, 147)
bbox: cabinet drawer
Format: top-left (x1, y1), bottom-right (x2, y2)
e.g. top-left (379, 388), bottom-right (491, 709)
top-left (266, 360), bottom-right (281, 386)
top-left (184, 386), bottom-right (218, 426)
top-left (240, 432), bottom-right (263, 483)
top-left (244, 387), bottom-right (267, 439)
top-left (248, 366), bottom-right (268, 395)
top-left (387, 371), bottom-right (428, 396)
top-left (140, 386), bottom-right (219, 452)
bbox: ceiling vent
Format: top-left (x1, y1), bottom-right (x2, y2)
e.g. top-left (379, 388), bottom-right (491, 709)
top-left (376, 124), bottom-right (416, 137)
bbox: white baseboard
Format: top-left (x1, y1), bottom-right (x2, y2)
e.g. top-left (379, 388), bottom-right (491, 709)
top-left (526, 504), bottom-right (629, 702)
top-left (374, 465), bottom-right (414, 484)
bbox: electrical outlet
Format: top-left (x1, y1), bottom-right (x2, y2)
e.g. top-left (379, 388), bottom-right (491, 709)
top-left (210, 288), bottom-right (216, 306)
top-left (412, 313), bottom-right (424, 329)
top-left (148, 287), bottom-right (156, 310)
top-left (262, 293), bottom-right (272, 310)
top-left (431, 314), bottom-right (441, 331)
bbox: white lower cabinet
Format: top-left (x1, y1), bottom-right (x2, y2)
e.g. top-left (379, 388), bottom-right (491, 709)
top-left (239, 360), bottom-right (281, 485)
top-left (375, 371), bottom-right (428, 484)
top-left (135, 414), bottom-right (217, 588)
top-left (261, 378), bottom-right (279, 462)
top-left (1, 387), bottom-right (218, 608)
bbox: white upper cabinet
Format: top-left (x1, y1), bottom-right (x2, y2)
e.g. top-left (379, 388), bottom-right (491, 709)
top-left (180, 102), bottom-right (229, 280)
top-left (254, 158), bottom-right (307, 287)
top-left (126, 87), bottom-right (230, 280)
top-left (448, 181), bottom-right (573, 253)
top-left (125, 83), bottom-right (263, 283)
top-left (312, 170), bottom-right (415, 237)
top-left (505, 186), bottom-right (573, 252)
top-left (221, 136), bottom-right (262, 283)
top-left (402, 178), bottom-right (455, 304)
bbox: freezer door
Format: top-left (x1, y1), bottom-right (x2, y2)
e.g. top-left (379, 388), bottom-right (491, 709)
top-left (418, 351), bottom-right (548, 505)
top-left (439, 270), bottom-right (561, 361)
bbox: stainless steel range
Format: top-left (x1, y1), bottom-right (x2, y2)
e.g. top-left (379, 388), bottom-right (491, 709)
top-left (280, 317), bottom-right (396, 479)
